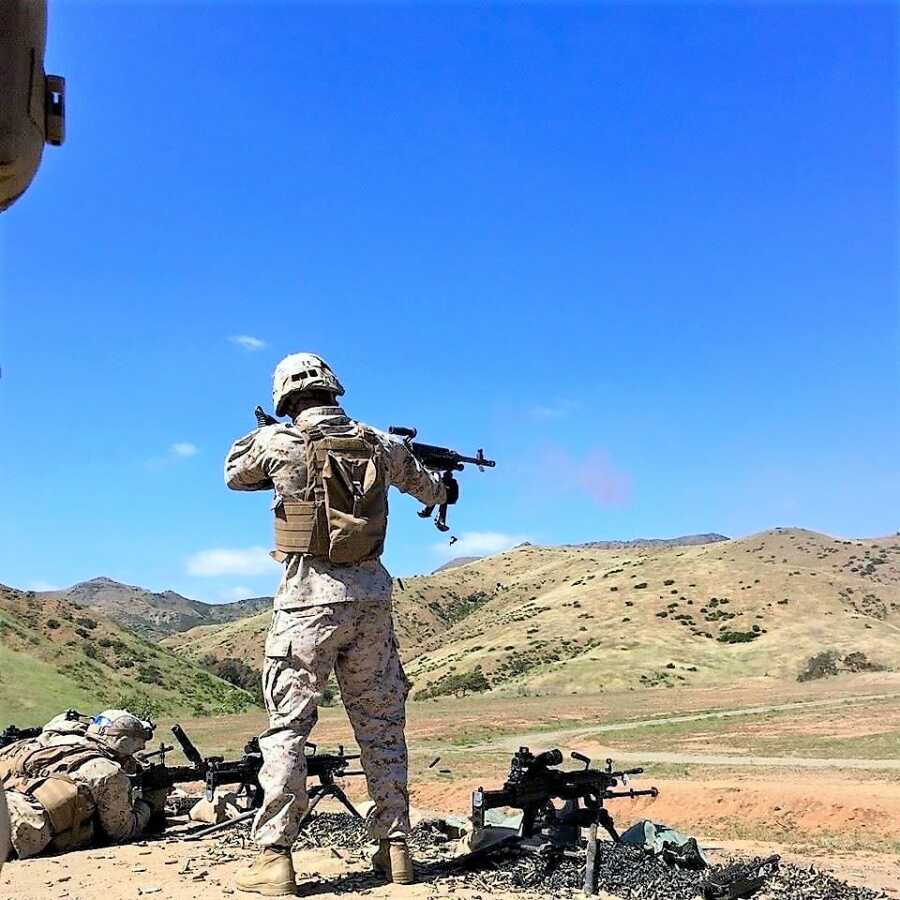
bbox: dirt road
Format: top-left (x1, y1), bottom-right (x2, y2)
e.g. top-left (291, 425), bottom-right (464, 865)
top-left (448, 692), bottom-right (900, 768)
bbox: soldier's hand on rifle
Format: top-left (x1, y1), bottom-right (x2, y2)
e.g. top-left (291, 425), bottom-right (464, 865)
top-left (142, 787), bottom-right (171, 819)
top-left (442, 471), bottom-right (460, 505)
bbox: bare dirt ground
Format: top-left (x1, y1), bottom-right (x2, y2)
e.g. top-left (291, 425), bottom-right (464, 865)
top-left (3, 813), bottom-right (897, 900)
top-left (3, 677), bottom-right (899, 899)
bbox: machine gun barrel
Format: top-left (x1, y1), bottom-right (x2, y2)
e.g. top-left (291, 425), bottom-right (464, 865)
top-left (408, 441), bottom-right (496, 471)
top-left (605, 787), bottom-right (659, 799)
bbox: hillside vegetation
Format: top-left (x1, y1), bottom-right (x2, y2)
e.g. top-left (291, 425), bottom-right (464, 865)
top-left (165, 529), bottom-right (900, 700)
top-left (0, 584), bottom-right (257, 726)
top-left (39, 577), bottom-right (270, 641)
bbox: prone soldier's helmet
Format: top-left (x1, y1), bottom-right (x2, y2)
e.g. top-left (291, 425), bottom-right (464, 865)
top-left (273, 353), bottom-right (345, 416)
top-left (86, 710), bottom-right (153, 758)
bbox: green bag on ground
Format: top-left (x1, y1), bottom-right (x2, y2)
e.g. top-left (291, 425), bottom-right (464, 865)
top-left (619, 819), bottom-right (710, 869)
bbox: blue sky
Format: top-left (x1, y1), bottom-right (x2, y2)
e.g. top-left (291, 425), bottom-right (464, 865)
top-left (0, 2), bottom-right (897, 604)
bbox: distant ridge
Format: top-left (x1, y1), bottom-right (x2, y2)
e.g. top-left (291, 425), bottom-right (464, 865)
top-left (569, 533), bottom-right (729, 550)
top-left (432, 556), bottom-right (482, 573)
top-left (36, 577), bottom-right (271, 641)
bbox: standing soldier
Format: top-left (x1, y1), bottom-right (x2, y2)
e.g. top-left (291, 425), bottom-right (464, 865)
top-left (225, 353), bottom-right (454, 896)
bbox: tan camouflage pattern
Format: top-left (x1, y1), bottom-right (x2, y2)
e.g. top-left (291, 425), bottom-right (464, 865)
top-left (38, 712), bottom-right (88, 745)
top-left (1, 736), bottom-right (152, 858)
top-left (225, 406), bottom-right (446, 610)
top-left (0, 786), bottom-right (9, 873)
top-left (5, 792), bottom-right (50, 860)
top-left (251, 598), bottom-right (411, 847)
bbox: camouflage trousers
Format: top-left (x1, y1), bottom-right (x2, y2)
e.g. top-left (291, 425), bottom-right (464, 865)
top-left (4, 791), bottom-right (52, 859)
top-left (0, 788), bottom-right (8, 870)
top-left (252, 598), bottom-right (412, 848)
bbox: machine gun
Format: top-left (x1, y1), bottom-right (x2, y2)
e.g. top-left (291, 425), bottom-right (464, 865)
top-left (138, 725), bottom-right (363, 840)
top-left (472, 747), bottom-right (659, 895)
top-left (388, 426), bottom-right (496, 532)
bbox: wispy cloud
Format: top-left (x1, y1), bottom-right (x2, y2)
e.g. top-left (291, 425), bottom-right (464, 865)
top-left (186, 546), bottom-right (273, 577)
top-left (146, 441), bottom-right (200, 470)
top-left (229, 335), bottom-right (267, 351)
top-left (170, 442), bottom-right (199, 458)
top-left (431, 531), bottom-right (530, 560)
top-left (27, 580), bottom-right (62, 592)
top-left (528, 400), bottom-right (577, 421)
top-left (541, 444), bottom-right (632, 506)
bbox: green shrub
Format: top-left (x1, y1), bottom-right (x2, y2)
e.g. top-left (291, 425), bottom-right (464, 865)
top-left (114, 691), bottom-right (162, 720)
top-left (717, 631), bottom-right (759, 644)
top-left (413, 668), bottom-right (491, 701)
top-left (842, 651), bottom-right (885, 673)
top-left (137, 664), bottom-right (164, 685)
top-left (798, 650), bottom-right (840, 682)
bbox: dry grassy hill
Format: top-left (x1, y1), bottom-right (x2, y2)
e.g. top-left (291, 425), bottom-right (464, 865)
top-left (0, 584), bottom-right (257, 726)
top-left (403, 527), bottom-right (900, 697)
top-left (163, 529), bottom-right (900, 701)
top-left (39, 577), bottom-right (271, 641)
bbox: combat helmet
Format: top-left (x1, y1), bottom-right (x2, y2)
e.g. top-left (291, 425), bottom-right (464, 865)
top-left (273, 353), bottom-right (344, 416)
top-left (86, 710), bottom-right (153, 758)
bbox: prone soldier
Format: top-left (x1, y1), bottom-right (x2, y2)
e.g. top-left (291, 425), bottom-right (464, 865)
top-left (0, 709), bottom-right (166, 859)
top-left (225, 353), bottom-right (454, 895)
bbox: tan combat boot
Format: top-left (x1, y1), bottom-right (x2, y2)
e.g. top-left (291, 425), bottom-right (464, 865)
top-left (235, 848), bottom-right (297, 896)
top-left (372, 839), bottom-right (415, 885)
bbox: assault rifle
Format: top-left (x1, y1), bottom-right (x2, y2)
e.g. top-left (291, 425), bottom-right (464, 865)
top-left (388, 426), bottom-right (496, 532)
top-left (0, 724), bottom-right (42, 749)
top-left (0, 709), bottom-right (83, 749)
top-left (138, 725), bottom-right (363, 840)
top-left (472, 747), bottom-right (659, 895)
top-left (251, 407), bottom-right (497, 532)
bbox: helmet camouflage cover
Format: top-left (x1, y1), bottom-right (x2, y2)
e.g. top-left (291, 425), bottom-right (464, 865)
top-left (272, 352), bottom-right (345, 416)
top-left (86, 709), bottom-right (153, 758)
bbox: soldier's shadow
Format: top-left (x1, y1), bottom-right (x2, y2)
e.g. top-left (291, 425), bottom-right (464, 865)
top-left (295, 858), bottom-right (475, 895)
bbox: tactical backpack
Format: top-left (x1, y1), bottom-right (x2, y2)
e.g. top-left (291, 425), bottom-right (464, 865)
top-left (0, 740), bottom-right (109, 851)
top-left (273, 421), bottom-right (390, 564)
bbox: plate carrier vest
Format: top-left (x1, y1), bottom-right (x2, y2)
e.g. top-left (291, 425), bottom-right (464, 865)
top-left (273, 419), bottom-right (390, 565)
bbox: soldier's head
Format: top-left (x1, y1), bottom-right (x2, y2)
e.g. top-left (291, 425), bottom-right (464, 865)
top-left (273, 353), bottom-right (344, 418)
top-left (86, 710), bottom-right (154, 759)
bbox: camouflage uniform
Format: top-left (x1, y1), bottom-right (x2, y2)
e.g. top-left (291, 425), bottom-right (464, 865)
top-left (0, 736), bottom-right (152, 859)
top-left (225, 406), bottom-right (445, 848)
top-left (0, 785), bottom-right (8, 874)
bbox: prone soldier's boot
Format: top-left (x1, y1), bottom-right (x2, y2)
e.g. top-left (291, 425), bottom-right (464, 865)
top-left (235, 847), bottom-right (297, 896)
top-left (372, 838), bottom-right (415, 885)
